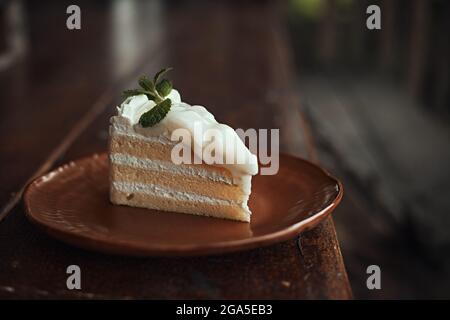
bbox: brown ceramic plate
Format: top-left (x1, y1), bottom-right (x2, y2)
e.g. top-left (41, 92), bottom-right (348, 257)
top-left (23, 153), bottom-right (343, 256)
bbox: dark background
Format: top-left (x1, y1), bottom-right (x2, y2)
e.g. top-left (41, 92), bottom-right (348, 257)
top-left (287, 0), bottom-right (450, 298)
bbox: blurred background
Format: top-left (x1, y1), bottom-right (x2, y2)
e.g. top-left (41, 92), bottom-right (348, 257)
top-left (0, 0), bottom-right (449, 299)
top-left (287, 0), bottom-right (450, 299)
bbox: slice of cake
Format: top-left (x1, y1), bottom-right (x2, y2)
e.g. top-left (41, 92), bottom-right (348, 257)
top-left (109, 68), bottom-right (258, 222)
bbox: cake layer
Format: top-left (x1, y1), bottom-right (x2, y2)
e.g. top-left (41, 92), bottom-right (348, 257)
top-left (110, 160), bottom-right (247, 201)
top-left (109, 84), bottom-right (257, 222)
top-left (110, 133), bottom-right (232, 177)
top-left (110, 185), bottom-right (250, 222)
top-left (110, 132), bottom-right (175, 162)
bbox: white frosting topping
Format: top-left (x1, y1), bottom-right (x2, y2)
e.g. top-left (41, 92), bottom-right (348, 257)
top-left (112, 89), bottom-right (258, 182)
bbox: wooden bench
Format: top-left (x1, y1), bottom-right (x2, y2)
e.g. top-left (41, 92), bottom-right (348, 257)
top-left (0, 0), bottom-right (351, 299)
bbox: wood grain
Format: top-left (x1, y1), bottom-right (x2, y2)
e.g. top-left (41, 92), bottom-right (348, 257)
top-left (0, 0), bottom-right (351, 299)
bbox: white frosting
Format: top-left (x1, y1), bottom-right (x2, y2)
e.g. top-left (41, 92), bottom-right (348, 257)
top-left (112, 89), bottom-right (258, 184)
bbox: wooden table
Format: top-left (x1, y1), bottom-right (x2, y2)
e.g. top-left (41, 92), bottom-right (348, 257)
top-left (0, 0), bottom-right (352, 299)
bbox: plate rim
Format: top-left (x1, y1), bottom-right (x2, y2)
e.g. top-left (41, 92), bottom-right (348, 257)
top-left (23, 152), bottom-right (344, 256)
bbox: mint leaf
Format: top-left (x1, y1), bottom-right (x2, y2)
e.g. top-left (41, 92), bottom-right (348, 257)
top-left (123, 89), bottom-right (149, 98)
top-left (123, 89), bottom-right (156, 101)
top-left (153, 67), bottom-right (173, 84)
top-left (139, 98), bottom-right (172, 127)
top-left (138, 76), bottom-right (155, 92)
top-left (156, 79), bottom-right (172, 97)
top-left (122, 67), bottom-right (174, 109)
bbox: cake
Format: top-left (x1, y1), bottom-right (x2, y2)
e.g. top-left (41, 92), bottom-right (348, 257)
top-left (109, 68), bottom-right (258, 222)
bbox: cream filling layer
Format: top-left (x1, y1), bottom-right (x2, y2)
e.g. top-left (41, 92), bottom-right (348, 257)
top-left (110, 153), bottom-right (233, 185)
top-left (112, 181), bottom-right (250, 211)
